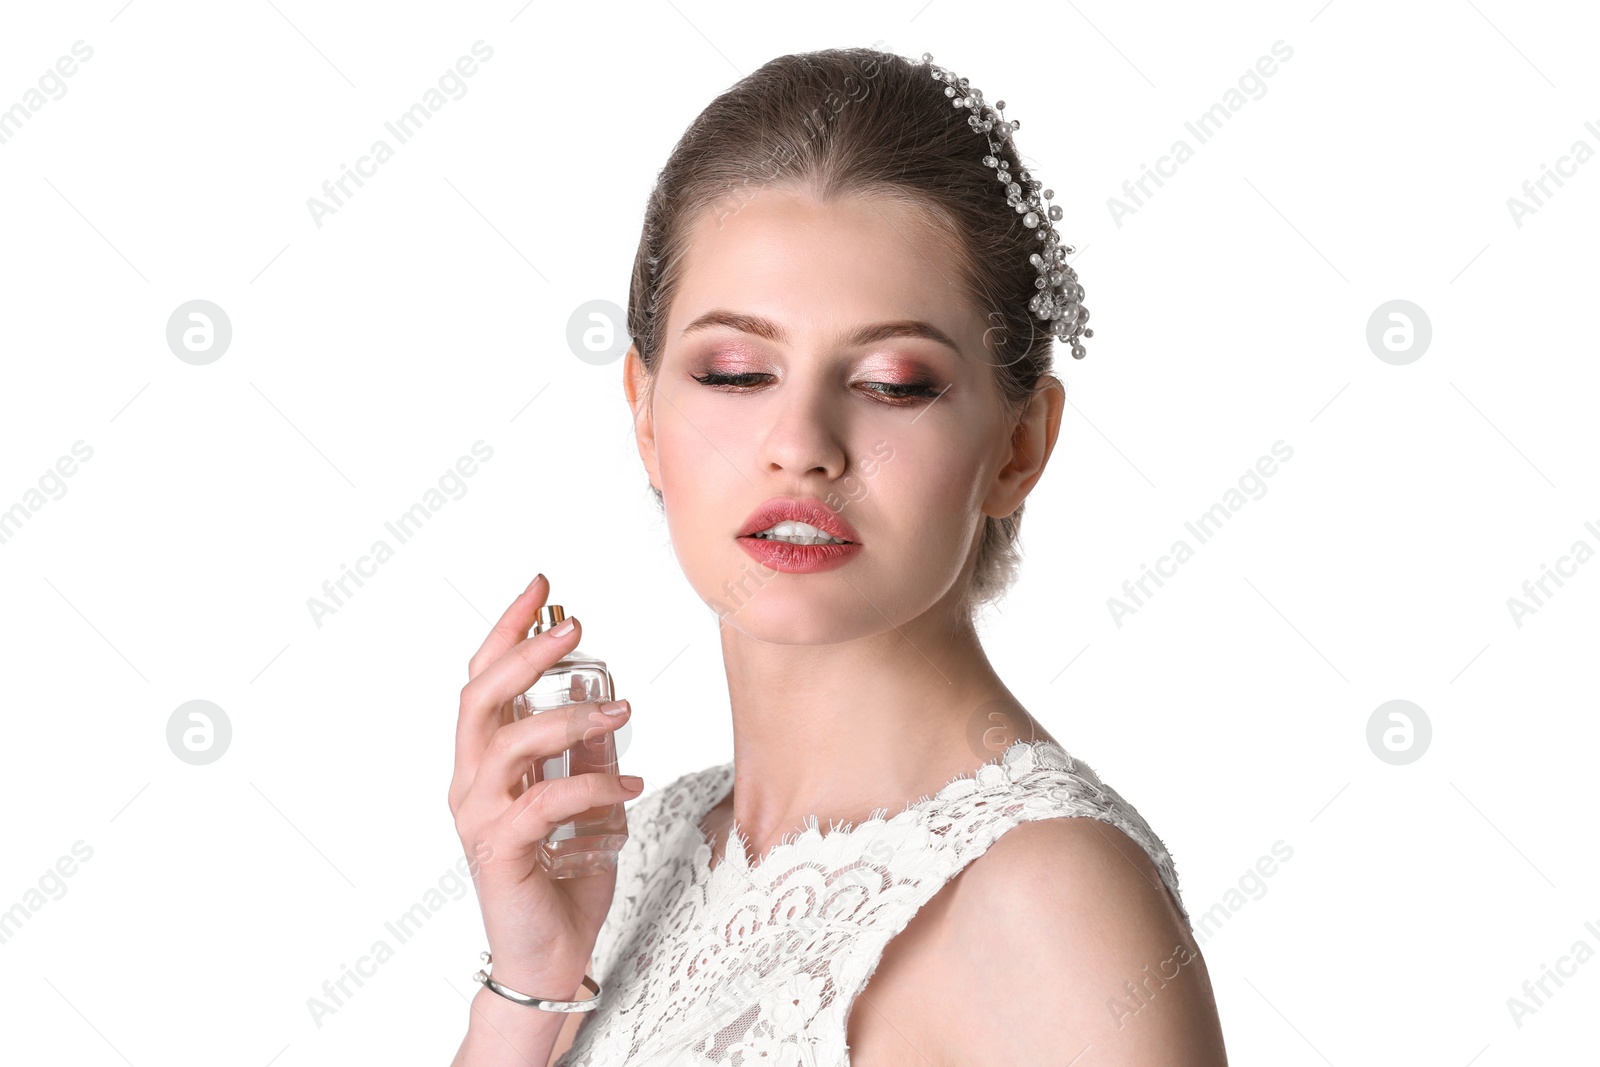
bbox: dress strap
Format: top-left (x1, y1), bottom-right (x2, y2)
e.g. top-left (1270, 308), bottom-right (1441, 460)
top-left (913, 739), bottom-right (1188, 927)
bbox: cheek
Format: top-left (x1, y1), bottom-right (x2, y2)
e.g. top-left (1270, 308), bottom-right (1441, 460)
top-left (871, 435), bottom-right (991, 544)
top-left (654, 391), bottom-right (754, 492)
top-left (652, 395), bottom-right (755, 557)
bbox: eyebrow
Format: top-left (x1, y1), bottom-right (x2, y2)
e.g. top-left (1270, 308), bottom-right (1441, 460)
top-left (680, 309), bottom-right (964, 359)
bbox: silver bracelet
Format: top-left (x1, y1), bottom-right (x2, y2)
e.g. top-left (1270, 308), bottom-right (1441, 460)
top-left (472, 951), bottom-right (603, 1012)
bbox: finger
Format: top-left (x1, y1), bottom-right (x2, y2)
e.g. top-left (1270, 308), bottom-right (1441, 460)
top-left (486, 770), bottom-right (645, 860)
top-left (467, 573), bottom-right (549, 683)
top-left (452, 618), bottom-right (583, 808)
top-left (468, 699), bottom-right (630, 806)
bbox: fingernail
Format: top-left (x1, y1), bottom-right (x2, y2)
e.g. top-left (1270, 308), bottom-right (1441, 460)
top-left (551, 616), bottom-right (576, 637)
top-left (525, 573), bottom-right (545, 594)
top-left (599, 700), bottom-right (629, 717)
top-left (620, 775), bottom-right (644, 790)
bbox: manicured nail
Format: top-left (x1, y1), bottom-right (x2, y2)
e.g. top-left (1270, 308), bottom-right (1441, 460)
top-left (525, 573), bottom-right (545, 594)
top-left (551, 616), bottom-right (576, 637)
top-left (599, 700), bottom-right (629, 717)
top-left (620, 775), bottom-right (644, 790)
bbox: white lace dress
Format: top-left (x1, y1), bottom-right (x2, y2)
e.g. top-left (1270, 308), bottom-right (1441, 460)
top-left (556, 738), bottom-right (1190, 1067)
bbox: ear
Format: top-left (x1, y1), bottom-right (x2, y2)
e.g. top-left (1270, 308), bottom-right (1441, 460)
top-left (623, 344), bottom-right (663, 493)
top-left (982, 373), bottom-right (1065, 520)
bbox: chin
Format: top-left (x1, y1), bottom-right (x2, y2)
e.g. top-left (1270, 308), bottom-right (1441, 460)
top-left (695, 554), bottom-right (849, 637)
top-left (713, 604), bottom-right (867, 645)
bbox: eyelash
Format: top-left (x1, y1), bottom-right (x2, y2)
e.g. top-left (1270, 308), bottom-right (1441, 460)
top-left (690, 371), bottom-right (942, 404)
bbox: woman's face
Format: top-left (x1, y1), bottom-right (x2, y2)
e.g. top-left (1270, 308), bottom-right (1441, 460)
top-left (627, 186), bottom-right (1050, 642)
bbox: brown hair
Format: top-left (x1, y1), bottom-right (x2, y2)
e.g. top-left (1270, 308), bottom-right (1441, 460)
top-left (627, 47), bottom-right (1071, 614)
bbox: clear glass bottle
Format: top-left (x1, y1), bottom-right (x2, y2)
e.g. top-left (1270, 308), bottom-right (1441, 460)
top-left (511, 604), bottom-right (629, 878)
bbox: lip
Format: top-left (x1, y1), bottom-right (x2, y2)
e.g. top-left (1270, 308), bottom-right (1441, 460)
top-left (738, 536), bottom-right (862, 573)
top-left (736, 496), bottom-right (862, 544)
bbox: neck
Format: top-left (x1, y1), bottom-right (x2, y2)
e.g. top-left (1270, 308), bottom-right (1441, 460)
top-left (711, 596), bottom-right (1051, 852)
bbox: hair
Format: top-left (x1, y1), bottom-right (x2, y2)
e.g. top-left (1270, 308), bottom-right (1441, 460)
top-left (626, 47), bottom-right (1072, 616)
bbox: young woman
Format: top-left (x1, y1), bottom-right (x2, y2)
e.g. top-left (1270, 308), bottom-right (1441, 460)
top-left (450, 47), bottom-right (1228, 1066)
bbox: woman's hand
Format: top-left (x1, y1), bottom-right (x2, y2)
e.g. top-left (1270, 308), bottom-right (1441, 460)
top-left (449, 572), bottom-right (642, 995)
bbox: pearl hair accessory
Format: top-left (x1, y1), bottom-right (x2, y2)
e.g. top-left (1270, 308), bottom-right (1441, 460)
top-left (922, 52), bottom-right (1093, 359)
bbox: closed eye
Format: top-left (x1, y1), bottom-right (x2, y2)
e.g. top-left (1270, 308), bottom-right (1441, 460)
top-left (690, 371), bottom-right (942, 404)
top-left (691, 371), bottom-right (768, 388)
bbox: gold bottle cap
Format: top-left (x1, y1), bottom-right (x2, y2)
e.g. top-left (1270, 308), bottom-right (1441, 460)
top-left (533, 604), bottom-right (565, 635)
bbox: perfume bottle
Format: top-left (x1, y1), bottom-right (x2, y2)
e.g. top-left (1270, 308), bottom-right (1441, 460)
top-left (511, 604), bottom-right (630, 878)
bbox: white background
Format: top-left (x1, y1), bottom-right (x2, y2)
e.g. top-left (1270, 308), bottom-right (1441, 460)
top-left (1, 0), bottom-right (1596, 1063)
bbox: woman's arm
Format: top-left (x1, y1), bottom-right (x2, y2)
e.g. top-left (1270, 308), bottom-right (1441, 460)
top-left (936, 818), bottom-right (1228, 1065)
top-left (453, 982), bottom-right (572, 1067)
top-left (448, 952), bottom-right (595, 1067)
top-left (544, 956), bottom-right (595, 1067)
top-left (446, 575), bottom-right (638, 1066)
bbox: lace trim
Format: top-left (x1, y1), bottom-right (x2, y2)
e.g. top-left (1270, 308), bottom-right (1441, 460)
top-left (699, 739), bottom-right (1095, 866)
top-left (688, 739), bottom-right (1187, 921)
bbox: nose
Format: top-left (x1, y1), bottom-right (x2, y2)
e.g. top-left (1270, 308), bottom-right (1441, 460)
top-left (758, 377), bottom-right (848, 481)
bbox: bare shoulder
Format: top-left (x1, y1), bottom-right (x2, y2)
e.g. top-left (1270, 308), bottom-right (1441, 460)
top-left (934, 817), bottom-right (1229, 1066)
